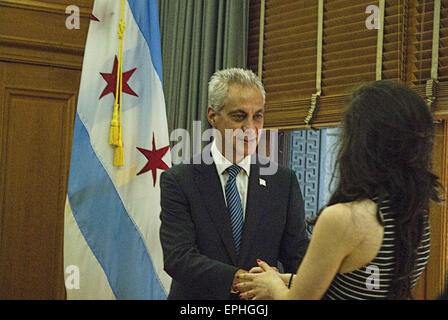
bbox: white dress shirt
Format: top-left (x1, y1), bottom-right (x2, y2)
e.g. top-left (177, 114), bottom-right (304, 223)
top-left (211, 141), bottom-right (251, 220)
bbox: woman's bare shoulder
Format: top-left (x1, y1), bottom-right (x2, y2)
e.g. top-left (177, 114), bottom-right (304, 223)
top-left (322, 199), bottom-right (377, 221)
top-left (318, 199), bottom-right (377, 244)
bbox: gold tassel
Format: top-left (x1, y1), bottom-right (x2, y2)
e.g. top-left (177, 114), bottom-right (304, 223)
top-left (109, 105), bottom-right (120, 146)
top-left (114, 140), bottom-right (124, 167)
top-left (113, 120), bottom-right (124, 166)
top-left (111, 0), bottom-right (126, 167)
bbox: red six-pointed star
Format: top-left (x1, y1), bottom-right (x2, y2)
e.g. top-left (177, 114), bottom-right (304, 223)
top-left (90, 14), bottom-right (100, 22)
top-left (99, 56), bottom-right (138, 100)
top-left (136, 134), bottom-right (170, 186)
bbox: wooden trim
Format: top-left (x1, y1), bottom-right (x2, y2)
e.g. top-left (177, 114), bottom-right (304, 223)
top-left (1, 84), bottom-right (77, 299)
top-left (0, 0), bottom-right (93, 70)
top-left (0, 0), bottom-right (92, 17)
top-left (425, 120), bottom-right (448, 299)
top-left (278, 130), bottom-right (291, 168)
top-left (3, 85), bottom-right (77, 217)
top-left (0, 34), bottom-right (85, 55)
top-left (0, 35), bottom-right (85, 70)
top-left (441, 121), bottom-right (448, 296)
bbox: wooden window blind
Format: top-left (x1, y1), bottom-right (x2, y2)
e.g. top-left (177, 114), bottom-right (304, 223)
top-left (249, 0), bottom-right (409, 128)
top-left (407, 0), bottom-right (448, 116)
top-left (248, 0), bottom-right (318, 129)
top-left (248, 0), bottom-right (261, 75)
top-left (316, 0), bottom-right (379, 126)
top-left (436, 0), bottom-right (448, 114)
top-left (408, 0), bottom-right (436, 86)
top-left (439, 0), bottom-right (448, 82)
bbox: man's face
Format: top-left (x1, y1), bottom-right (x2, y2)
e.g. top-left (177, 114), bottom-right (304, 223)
top-left (208, 84), bottom-right (264, 163)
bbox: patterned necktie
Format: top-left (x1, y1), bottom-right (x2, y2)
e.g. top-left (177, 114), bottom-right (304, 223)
top-left (225, 165), bottom-right (244, 256)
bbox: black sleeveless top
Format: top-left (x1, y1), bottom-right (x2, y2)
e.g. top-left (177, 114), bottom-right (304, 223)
top-left (323, 198), bottom-right (430, 300)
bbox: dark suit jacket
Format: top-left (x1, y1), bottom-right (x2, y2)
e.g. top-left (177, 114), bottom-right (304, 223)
top-left (159, 156), bottom-right (309, 300)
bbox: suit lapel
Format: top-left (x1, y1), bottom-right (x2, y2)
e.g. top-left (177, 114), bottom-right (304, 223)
top-left (193, 162), bottom-right (238, 264)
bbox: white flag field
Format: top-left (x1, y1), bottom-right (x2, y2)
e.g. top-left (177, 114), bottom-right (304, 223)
top-left (64, 0), bottom-right (172, 299)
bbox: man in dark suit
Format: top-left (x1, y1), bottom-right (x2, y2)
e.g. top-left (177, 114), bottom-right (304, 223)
top-left (159, 68), bottom-right (308, 300)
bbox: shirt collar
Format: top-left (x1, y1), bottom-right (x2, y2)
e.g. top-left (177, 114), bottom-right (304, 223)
top-left (211, 140), bottom-right (251, 176)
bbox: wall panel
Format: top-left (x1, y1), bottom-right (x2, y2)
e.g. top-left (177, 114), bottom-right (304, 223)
top-left (0, 0), bottom-right (93, 299)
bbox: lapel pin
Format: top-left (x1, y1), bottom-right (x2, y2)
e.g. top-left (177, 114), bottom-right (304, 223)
top-left (259, 178), bottom-right (266, 187)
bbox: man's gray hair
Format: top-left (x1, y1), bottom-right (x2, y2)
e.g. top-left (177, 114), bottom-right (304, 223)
top-left (208, 68), bottom-right (266, 113)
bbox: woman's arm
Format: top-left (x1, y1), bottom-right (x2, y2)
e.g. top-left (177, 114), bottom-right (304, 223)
top-left (286, 204), bottom-right (359, 299)
top-left (239, 204), bottom-right (360, 300)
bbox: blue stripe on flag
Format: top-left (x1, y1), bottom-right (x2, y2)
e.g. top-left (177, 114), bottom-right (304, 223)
top-left (67, 114), bottom-right (166, 300)
top-left (127, 0), bottom-right (163, 83)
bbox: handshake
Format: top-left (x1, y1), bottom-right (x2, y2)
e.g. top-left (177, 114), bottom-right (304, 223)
top-left (231, 259), bottom-right (293, 300)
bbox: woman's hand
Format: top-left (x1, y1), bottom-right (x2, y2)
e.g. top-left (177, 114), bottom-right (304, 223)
top-left (236, 260), bottom-right (289, 300)
top-left (248, 265), bottom-right (292, 287)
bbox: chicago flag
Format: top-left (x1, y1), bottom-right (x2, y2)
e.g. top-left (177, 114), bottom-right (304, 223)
top-left (64, 0), bottom-right (171, 299)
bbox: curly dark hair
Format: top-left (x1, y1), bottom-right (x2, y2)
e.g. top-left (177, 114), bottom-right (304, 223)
top-left (309, 80), bottom-right (443, 299)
